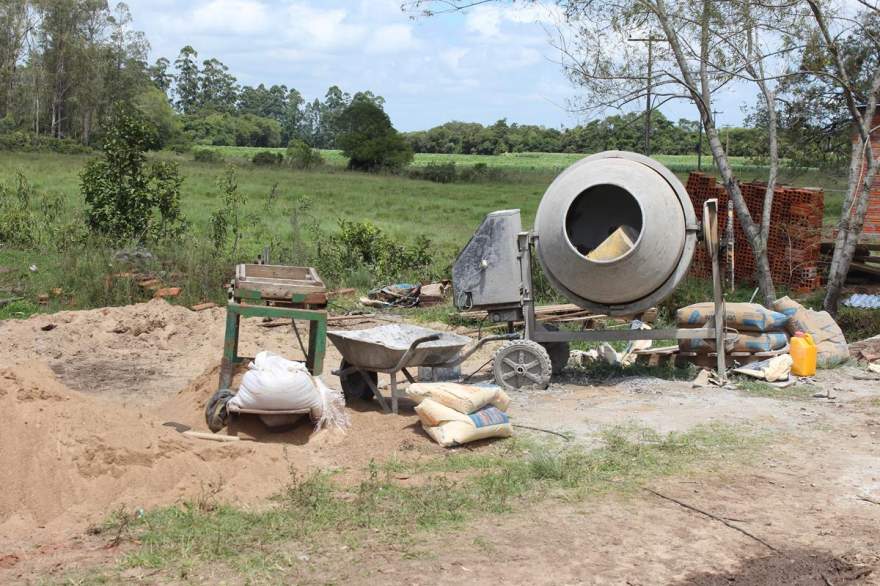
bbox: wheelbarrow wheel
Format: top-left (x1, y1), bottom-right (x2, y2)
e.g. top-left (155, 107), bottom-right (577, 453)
top-left (205, 388), bottom-right (234, 432)
top-left (339, 359), bottom-right (378, 401)
top-left (493, 340), bottom-right (552, 391)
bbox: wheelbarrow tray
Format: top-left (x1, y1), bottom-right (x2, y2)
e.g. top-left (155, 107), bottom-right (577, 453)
top-left (328, 324), bottom-right (471, 371)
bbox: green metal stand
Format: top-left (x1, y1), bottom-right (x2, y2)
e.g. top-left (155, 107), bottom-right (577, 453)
top-left (219, 300), bottom-right (327, 390)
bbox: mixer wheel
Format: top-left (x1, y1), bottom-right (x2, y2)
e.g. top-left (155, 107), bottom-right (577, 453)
top-left (493, 340), bottom-right (552, 391)
top-left (538, 324), bottom-right (570, 375)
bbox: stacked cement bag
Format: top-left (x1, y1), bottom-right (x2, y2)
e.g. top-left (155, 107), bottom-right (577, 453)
top-left (676, 302), bottom-right (790, 354)
top-left (227, 351), bottom-right (349, 431)
top-left (773, 297), bottom-right (848, 367)
top-left (407, 382), bottom-right (512, 447)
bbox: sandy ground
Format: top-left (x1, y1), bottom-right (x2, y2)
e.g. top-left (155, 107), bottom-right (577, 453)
top-left (2, 299), bottom-right (880, 584)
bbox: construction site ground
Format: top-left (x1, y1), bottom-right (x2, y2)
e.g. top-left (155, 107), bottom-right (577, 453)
top-left (2, 299), bottom-right (880, 585)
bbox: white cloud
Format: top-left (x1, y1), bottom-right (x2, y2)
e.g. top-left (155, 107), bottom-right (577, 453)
top-left (465, 3), bottom-right (563, 40)
top-left (284, 3), bottom-right (368, 50)
top-left (190, 0), bottom-right (270, 35)
top-left (366, 24), bottom-right (417, 54)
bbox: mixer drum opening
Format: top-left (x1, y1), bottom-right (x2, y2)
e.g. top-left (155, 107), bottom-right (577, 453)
top-left (533, 151), bottom-right (697, 315)
top-left (565, 184), bottom-right (643, 262)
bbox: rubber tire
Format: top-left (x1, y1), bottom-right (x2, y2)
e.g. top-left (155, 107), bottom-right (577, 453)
top-left (493, 339), bottom-right (553, 391)
top-left (339, 359), bottom-right (378, 401)
top-left (538, 324), bottom-right (571, 375)
top-left (205, 388), bottom-right (234, 432)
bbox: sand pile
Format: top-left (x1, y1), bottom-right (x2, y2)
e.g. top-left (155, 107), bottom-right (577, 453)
top-left (0, 299), bottom-right (227, 402)
top-left (0, 301), bottom-right (437, 551)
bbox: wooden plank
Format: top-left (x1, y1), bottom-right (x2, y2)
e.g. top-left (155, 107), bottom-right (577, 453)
top-left (182, 431), bottom-right (241, 442)
top-left (191, 302), bottom-right (218, 311)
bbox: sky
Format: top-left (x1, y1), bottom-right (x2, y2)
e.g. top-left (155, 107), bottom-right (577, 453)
top-left (124, 0), bottom-right (753, 132)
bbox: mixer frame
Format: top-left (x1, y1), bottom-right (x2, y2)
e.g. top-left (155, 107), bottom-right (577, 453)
top-left (509, 199), bottom-right (727, 380)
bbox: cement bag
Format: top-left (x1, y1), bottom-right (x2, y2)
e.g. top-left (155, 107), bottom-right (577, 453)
top-left (680, 331), bottom-right (789, 353)
top-left (415, 399), bottom-right (512, 447)
top-left (773, 297), bottom-right (848, 367)
top-left (406, 382), bottom-right (511, 414)
top-left (677, 302), bottom-right (789, 332)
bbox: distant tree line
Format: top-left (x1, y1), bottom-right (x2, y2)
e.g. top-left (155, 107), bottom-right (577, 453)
top-left (402, 111), bottom-right (839, 162)
top-left (0, 1), bottom-right (853, 164)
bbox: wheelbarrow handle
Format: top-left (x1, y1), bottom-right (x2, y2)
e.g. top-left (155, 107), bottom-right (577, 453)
top-left (391, 334), bottom-right (443, 371)
top-left (443, 333), bottom-right (518, 367)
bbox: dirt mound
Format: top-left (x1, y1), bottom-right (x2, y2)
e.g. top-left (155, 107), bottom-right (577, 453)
top-left (0, 299), bottom-right (227, 403)
top-left (677, 550), bottom-right (874, 585)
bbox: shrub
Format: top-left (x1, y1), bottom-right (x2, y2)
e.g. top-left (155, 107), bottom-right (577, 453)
top-left (408, 162), bottom-right (457, 183)
top-left (336, 99), bottom-right (413, 172)
top-left (192, 148), bottom-right (224, 163)
top-left (0, 173), bottom-right (87, 251)
top-left (81, 103), bottom-right (187, 241)
top-left (314, 219), bottom-right (435, 284)
top-left (286, 140), bottom-right (324, 170)
top-left (252, 151), bottom-right (284, 166)
top-left (210, 167), bottom-right (246, 257)
top-left (0, 131), bottom-right (93, 154)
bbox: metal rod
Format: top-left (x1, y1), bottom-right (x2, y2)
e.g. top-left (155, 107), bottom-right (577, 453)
top-left (530, 328), bottom-right (717, 343)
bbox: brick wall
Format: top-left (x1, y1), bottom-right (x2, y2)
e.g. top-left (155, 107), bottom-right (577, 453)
top-left (857, 110), bottom-right (880, 240)
top-left (686, 173), bottom-right (824, 292)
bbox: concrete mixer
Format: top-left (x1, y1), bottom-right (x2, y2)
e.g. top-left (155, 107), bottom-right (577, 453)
top-left (452, 151), bottom-right (727, 390)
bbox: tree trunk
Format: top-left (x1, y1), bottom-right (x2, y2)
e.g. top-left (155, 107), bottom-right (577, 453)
top-left (824, 122), bottom-right (878, 316)
top-left (705, 124), bottom-right (777, 306)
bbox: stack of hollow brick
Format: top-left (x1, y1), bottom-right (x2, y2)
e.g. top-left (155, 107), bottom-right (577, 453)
top-left (686, 173), bottom-right (824, 292)
top-left (857, 110), bottom-right (880, 240)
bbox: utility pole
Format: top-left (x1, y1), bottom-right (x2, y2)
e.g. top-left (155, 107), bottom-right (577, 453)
top-left (629, 34), bottom-right (664, 157)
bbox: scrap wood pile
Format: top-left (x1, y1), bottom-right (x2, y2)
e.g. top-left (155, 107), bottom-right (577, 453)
top-left (848, 334), bottom-right (880, 374)
top-left (821, 242), bottom-right (880, 282)
top-left (458, 303), bottom-right (657, 334)
top-left (360, 281), bottom-right (450, 308)
top-left (686, 173), bottom-right (824, 292)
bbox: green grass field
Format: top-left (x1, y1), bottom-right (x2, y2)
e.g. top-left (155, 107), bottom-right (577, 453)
top-left (206, 145), bottom-right (817, 175)
top-left (0, 148), bottom-right (849, 315)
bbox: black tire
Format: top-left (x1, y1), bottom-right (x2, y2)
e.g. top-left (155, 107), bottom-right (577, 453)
top-left (493, 339), bottom-right (553, 391)
top-left (339, 359), bottom-right (378, 401)
top-left (539, 324), bottom-right (571, 375)
top-left (205, 388), bottom-right (234, 432)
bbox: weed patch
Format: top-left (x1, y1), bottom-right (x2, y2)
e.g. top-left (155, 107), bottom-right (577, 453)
top-left (734, 377), bottom-right (819, 399)
top-left (108, 424), bottom-right (758, 579)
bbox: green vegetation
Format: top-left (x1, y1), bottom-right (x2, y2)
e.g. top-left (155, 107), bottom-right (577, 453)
top-left (0, 147), bottom-right (849, 317)
top-left (89, 424), bottom-right (757, 580)
top-left (734, 377), bottom-right (821, 399)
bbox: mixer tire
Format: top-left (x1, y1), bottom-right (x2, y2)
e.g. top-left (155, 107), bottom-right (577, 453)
top-left (493, 340), bottom-right (552, 391)
top-left (538, 324), bottom-right (570, 375)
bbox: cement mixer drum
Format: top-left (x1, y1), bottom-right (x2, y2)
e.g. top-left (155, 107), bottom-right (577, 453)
top-left (534, 151), bottom-right (697, 315)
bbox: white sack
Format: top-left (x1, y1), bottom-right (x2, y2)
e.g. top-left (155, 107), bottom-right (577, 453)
top-left (228, 351), bottom-right (350, 431)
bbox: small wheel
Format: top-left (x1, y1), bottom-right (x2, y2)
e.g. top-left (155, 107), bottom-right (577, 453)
top-left (339, 359), bottom-right (377, 401)
top-left (493, 340), bottom-right (552, 391)
top-left (205, 388), bottom-right (234, 432)
top-left (538, 324), bottom-right (570, 375)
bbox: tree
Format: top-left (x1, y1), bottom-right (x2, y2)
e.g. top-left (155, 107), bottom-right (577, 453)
top-left (149, 56), bottom-right (172, 94)
top-left (199, 57), bottom-right (237, 113)
top-left (173, 45), bottom-right (199, 114)
top-left (800, 2), bottom-right (880, 316)
top-left (409, 0), bottom-right (807, 306)
top-left (81, 102), bottom-right (185, 240)
top-left (0, 1), bottom-right (30, 120)
top-left (133, 85), bottom-right (184, 148)
top-left (336, 97), bottom-right (413, 171)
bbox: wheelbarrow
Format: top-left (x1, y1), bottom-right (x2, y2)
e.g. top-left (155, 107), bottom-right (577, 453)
top-left (329, 324), bottom-right (512, 414)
